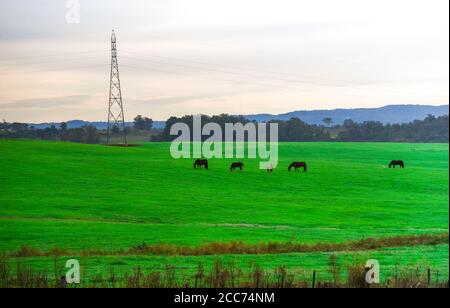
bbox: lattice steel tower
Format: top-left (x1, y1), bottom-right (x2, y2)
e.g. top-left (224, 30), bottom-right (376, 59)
top-left (106, 30), bottom-right (127, 145)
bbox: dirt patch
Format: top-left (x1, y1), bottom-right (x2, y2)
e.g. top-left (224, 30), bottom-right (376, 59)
top-left (208, 223), bottom-right (293, 230)
top-left (9, 233), bottom-right (449, 258)
top-left (103, 144), bottom-right (141, 147)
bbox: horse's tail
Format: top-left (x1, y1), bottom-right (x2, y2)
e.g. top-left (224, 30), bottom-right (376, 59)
top-left (304, 163), bottom-right (307, 172)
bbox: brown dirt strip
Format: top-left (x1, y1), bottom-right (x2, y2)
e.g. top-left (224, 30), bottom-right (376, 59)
top-left (10, 233), bottom-right (449, 258)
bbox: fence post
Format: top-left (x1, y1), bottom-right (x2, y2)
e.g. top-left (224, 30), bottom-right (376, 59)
top-left (435, 271), bottom-right (439, 288)
top-left (312, 270), bottom-right (316, 289)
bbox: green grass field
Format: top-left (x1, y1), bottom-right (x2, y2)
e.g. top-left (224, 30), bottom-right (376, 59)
top-left (0, 139), bottom-right (448, 283)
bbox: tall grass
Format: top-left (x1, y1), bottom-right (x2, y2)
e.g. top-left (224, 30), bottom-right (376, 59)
top-left (0, 256), bottom-right (447, 288)
top-left (9, 234), bottom-right (448, 258)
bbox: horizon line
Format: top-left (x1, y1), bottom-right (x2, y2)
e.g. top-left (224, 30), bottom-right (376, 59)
top-left (21, 103), bottom-right (449, 124)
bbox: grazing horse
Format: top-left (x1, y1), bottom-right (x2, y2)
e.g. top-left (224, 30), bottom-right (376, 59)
top-left (389, 160), bottom-right (405, 169)
top-left (194, 159), bottom-right (209, 169)
top-left (267, 163), bottom-right (274, 173)
top-left (230, 162), bottom-right (244, 171)
top-left (288, 162), bottom-right (307, 172)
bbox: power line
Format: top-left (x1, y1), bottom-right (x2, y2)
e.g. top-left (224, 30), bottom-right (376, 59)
top-left (0, 50), bottom-right (108, 62)
top-left (176, 39), bottom-right (442, 81)
top-left (0, 64), bottom-right (109, 76)
top-left (0, 48), bottom-right (446, 99)
top-left (0, 48), bottom-right (446, 103)
top-left (121, 49), bottom-right (367, 85)
top-left (0, 55), bottom-right (107, 69)
top-left (121, 54), bottom-right (447, 100)
top-left (120, 50), bottom-right (447, 99)
top-left (120, 63), bottom-right (436, 104)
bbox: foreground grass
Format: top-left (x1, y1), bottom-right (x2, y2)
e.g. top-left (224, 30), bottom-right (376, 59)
top-left (3, 244), bottom-right (449, 287)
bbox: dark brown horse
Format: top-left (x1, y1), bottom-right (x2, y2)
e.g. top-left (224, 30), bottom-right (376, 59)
top-left (194, 159), bottom-right (209, 169)
top-left (230, 162), bottom-right (244, 171)
top-left (288, 162), bottom-right (307, 172)
top-left (389, 160), bottom-right (405, 168)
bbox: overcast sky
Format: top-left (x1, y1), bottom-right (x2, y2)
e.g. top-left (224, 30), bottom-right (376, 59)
top-left (0, 0), bottom-right (448, 122)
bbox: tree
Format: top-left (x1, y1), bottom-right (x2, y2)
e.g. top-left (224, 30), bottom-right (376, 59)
top-left (82, 125), bottom-right (99, 144)
top-left (144, 117), bottom-right (153, 131)
top-left (60, 122), bottom-right (68, 141)
top-left (134, 115), bottom-right (153, 131)
top-left (322, 117), bottom-right (333, 127)
top-left (134, 115), bottom-right (145, 130)
top-left (111, 125), bottom-right (120, 134)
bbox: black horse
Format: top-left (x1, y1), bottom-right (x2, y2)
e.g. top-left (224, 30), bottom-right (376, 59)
top-left (230, 162), bottom-right (244, 171)
top-left (194, 159), bottom-right (209, 169)
top-left (288, 162), bottom-right (307, 172)
top-left (389, 160), bottom-right (405, 169)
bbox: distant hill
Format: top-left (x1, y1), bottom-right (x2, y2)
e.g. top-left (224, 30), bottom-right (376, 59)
top-left (244, 104), bottom-right (449, 125)
top-left (30, 120), bottom-right (166, 130)
top-left (29, 105), bottom-right (448, 129)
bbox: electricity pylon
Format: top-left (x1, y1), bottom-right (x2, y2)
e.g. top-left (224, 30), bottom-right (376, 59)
top-left (106, 30), bottom-right (127, 145)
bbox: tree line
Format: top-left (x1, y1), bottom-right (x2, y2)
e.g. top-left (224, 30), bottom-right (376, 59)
top-left (156, 114), bottom-right (449, 143)
top-left (336, 115), bottom-right (449, 142)
top-left (0, 122), bottom-right (101, 144)
top-left (0, 115), bottom-right (154, 144)
top-left (1, 114), bottom-right (448, 143)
